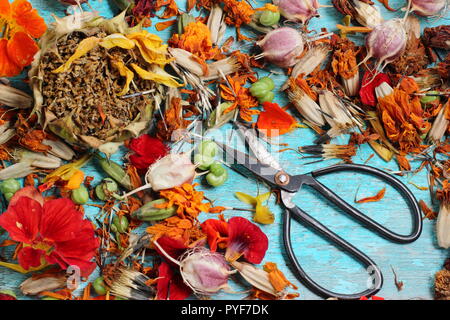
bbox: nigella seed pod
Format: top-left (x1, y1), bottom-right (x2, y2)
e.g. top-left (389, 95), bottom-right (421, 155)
top-left (410, 0), bottom-right (447, 17)
top-left (273, 0), bottom-right (319, 24)
top-left (179, 248), bottom-right (234, 295)
top-left (256, 27), bottom-right (304, 68)
top-left (363, 19), bottom-right (407, 71)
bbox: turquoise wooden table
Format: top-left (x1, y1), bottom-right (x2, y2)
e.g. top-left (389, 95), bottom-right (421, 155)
top-left (0, 0), bottom-right (448, 300)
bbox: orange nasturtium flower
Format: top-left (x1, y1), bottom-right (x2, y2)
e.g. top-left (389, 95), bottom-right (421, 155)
top-left (0, 0), bottom-right (46, 77)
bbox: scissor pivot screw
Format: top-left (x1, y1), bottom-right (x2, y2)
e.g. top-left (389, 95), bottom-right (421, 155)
top-left (275, 172), bottom-right (290, 186)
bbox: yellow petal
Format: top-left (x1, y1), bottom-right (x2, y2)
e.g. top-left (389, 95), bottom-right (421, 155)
top-left (131, 63), bottom-right (183, 88)
top-left (256, 191), bottom-right (271, 203)
top-left (45, 154), bottom-right (92, 182)
top-left (254, 202), bottom-right (275, 225)
top-left (100, 33), bottom-right (135, 50)
top-left (235, 192), bottom-right (257, 206)
top-left (111, 60), bottom-right (134, 96)
top-left (127, 31), bottom-right (173, 66)
top-left (0, 261), bottom-right (48, 273)
top-left (52, 37), bottom-right (101, 73)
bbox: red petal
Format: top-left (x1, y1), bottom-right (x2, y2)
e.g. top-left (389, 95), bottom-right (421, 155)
top-left (156, 261), bottom-right (191, 300)
top-left (40, 198), bottom-right (83, 242)
top-left (0, 196), bottom-right (42, 243)
top-left (9, 186), bottom-right (44, 206)
top-left (359, 71), bottom-right (391, 107)
top-left (226, 217), bottom-right (268, 264)
top-left (17, 246), bottom-right (44, 270)
top-left (154, 236), bottom-right (188, 266)
top-left (52, 220), bottom-right (99, 261)
top-left (0, 293), bottom-right (16, 300)
top-left (0, 39), bottom-right (20, 77)
top-left (201, 218), bottom-right (229, 252)
top-left (128, 134), bottom-right (169, 170)
top-left (46, 251), bottom-right (97, 277)
top-left (6, 31), bottom-right (38, 68)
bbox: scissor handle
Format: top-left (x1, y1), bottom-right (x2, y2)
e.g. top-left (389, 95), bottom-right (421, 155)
top-left (310, 163), bottom-right (423, 243)
top-left (282, 163), bottom-right (422, 299)
top-left (283, 206), bottom-right (383, 300)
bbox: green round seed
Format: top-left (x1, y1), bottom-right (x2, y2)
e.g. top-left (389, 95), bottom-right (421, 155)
top-left (103, 178), bottom-right (118, 193)
top-left (194, 153), bottom-right (215, 171)
top-left (257, 91), bottom-right (275, 103)
top-left (206, 162), bottom-right (228, 187)
top-left (198, 140), bottom-right (218, 157)
top-left (258, 77), bottom-right (275, 90)
top-left (0, 178), bottom-right (21, 195)
top-left (4, 192), bottom-right (14, 202)
top-left (95, 184), bottom-right (107, 201)
top-left (92, 276), bottom-right (107, 296)
top-left (112, 215), bottom-right (129, 233)
top-left (259, 10), bottom-right (280, 26)
top-left (249, 82), bottom-right (270, 98)
top-left (71, 185), bottom-right (89, 205)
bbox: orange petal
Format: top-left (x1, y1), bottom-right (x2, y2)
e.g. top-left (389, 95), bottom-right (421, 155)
top-left (65, 170), bottom-right (84, 190)
top-left (11, 0), bottom-right (47, 38)
top-left (0, 0), bottom-right (11, 16)
top-left (7, 31), bottom-right (38, 68)
top-left (0, 39), bottom-right (21, 77)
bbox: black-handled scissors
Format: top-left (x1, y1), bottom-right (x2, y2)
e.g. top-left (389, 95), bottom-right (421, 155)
top-left (215, 136), bottom-right (422, 300)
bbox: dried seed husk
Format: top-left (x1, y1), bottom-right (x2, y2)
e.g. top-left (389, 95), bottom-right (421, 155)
top-left (20, 273), bottom-right (67, 296)
top-left (0, 84), bottom-right (33, 109)
top-left (437, 204), bottom-right (450, 249)
top-left (0, 162), bottom-right (34, 180)
top-left (428, 102), bottom-right (449, 143)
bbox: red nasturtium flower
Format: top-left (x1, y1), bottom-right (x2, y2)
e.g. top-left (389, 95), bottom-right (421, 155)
top-left (154, 236), bottom-right (192, 300)
top-left (0, 291), bottom-right (16, 300)
top-left (0, 187), bottom-right (99, 277)
top-left (127, 134), bottom-right (169, 171)
top-left (0, 0), bottom-right (47, 77)
top-left (202, 216), bottom-right (269, 264)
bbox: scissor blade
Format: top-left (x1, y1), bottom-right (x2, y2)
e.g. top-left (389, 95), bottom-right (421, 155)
top-left (215, 141), bottom-right (287, 189)
top-left (234, 122), bottom-right (283, 172)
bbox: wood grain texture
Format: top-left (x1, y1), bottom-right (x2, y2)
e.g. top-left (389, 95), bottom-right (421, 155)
top-left (0, 0), bottom-right (448, 300)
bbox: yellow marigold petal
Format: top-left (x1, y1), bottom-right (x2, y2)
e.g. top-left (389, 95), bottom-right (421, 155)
top-left (255, 192), bottom-right (271, 203)
top-left (52, 37), bottom-right (100, 73)
top-left (45, 154), bottom-right (91, 182)
top-left (65, 169), bottom-right (84, 190)
top-left (99, 33), bottom-right (135, 50)
top-left (235, 191), bottom-right (257, 206)
top-left (254, 201), bottom-right (275, 224)
top-left (111, 60), bottom-right (134, 96)
top-left (127, 31), bottom-right (173, 66)
top-left (131, 63), bottom-right (183, 88)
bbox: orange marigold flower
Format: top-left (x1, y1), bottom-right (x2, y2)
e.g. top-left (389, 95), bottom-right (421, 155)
top-left (169, 21), bottom-right (220, 61)
top-left (0, 0), bottom-right (46, 77)
top-left (155, 183), bottom-right (217, 219)
top-left (220, 75), bottom-right (259, 122)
